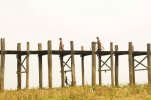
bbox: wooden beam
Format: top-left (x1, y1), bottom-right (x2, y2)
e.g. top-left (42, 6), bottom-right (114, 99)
top-left (147, 44), bottom-right (151, 85)
top-left (115, 45), bottom-right (119, 86)
top-left (48, 40), bottom-right (52, 88)
top-left (110, 42), bottom-right (114, 86)
top-left (81, 46), bottom-right (84, 86)
top-left (0, 38), bottom-right (5, 90)
top-left (38, 43), bottom-right (43, 89)
top-left (92, 42), bottom-right (96, 86)
top-left (70, 41), bottom-right (76, 86)
top-left (17, 43), bottom-right (21, 90)
top-left (26, 42), bottom-right (30, 89)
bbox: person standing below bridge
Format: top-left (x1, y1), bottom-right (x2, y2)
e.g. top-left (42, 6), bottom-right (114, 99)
top-left (96, 37), bottom-right (104, 51)
top-left (59, 38), bottom-right (64, 51)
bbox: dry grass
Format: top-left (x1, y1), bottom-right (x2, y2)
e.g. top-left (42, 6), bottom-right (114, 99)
top-left (1, 85), bottom-right (151, 100)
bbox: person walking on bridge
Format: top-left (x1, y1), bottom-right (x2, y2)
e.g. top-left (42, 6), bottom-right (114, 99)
top-left (59, 38), bottom-right (64, 51)
top-left (96, 37), bottom-right (104, 51)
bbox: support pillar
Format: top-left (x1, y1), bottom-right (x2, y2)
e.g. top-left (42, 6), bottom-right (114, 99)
top-left (70, 41), bottom-right (76, 86)
top-left (0, 38), bottom-right (5, 90)
top-left (17, 43), bottom-right (21, 90)
top-left (38, 43), bottom-right (43, 89)
top-left (147, 44), bottom-right (151, 85)
top-left (92, 42), bottom-right (96, 86)
top-left (115, 45), bottom-right (119, 86)
top-left (48, 40), bottom-right (52, 88)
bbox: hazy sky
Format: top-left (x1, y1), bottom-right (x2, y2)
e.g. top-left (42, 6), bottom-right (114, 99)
top-left (0, 0), bottom-right (151, 89)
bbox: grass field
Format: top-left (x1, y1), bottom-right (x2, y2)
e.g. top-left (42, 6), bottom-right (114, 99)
top-left (1, 85), bottom-right (151, 100)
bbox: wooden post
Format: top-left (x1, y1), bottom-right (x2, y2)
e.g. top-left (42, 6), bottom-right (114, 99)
top-left (48, 40), bottom-right (52, 88)
top-left (128, 42), bottom-right (134, 85)
top-left (92, 42), bottom-right (96, 86)
top-left (26, 42), bottom-right (30, 89)
top-left (17, 43), bottom-right (21, 90)
top-left (147, 44), bottom-right (151, 85)
top-left (0, 38), bottom-right (5, 90)
top-left (110, 42), bottom-right (114, 86)
top-left (81, 46), bottom-right (84, 86)
top-left (132, 45), bottom-right (135, 84)
top-left (60, 55), bottom-right (64, 87)
top-left (98, 45), bottom-right (102, 86)
top-left (115, 45), bottom-right (119, 86)
top-left (38, 43), bottom-right (43, 89)
top-left (70, 41), bottom-right (76, 86)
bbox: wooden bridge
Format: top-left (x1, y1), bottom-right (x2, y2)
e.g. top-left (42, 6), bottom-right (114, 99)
top-left (0, 38), bottom-right (151, 90)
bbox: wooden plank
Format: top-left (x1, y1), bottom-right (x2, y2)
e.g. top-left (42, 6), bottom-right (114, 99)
top-left (26, 42), bottom-right (30, 89)
top-left (132, 45), bottom-right (135, 84)
top-left (81, 46), bottom-right (84, 86)
top-left (92, 42), bottom-right (96, 86)
top-left (115, 45), bottom-right (119, 86)
top-left (17, 43), bottom-right (21, 90)
top-left (110, 42), bottom-right (114, 86)
top-left (48, 40), bottom-right (52, 88)
top-left (147, 44), bottom-right (151, 85)
top-left (70, 41), bottom-right (76, 86)
top-left (38, 43), bottom-right (43, 89)
top-left (0, 38), bottom-right (5, 90)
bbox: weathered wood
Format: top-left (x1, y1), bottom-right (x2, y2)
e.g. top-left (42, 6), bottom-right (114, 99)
top-left (17, 43), bottom-right (21, 90)
top-left (70, 41), bottom-right (76, 86)
top-left (110, 42), bottom-right (114, 86)
top-left (0, 39), bottom-right (5, 90)
top-left (115, 45), bottom-right (119, 86)
top-left (132, 45), bottom-right (135, 84)
top-left (98, 45), bottom-right (102, 86)
top-left (92, 42), bottom-right (96, 86)
top-left (128, 42), bottom-right (134, 85)
top-left (60, 55), bottom-right (64, 87)
top-left (81, 46), bottom-right (84, 86)
top-left (38, 43), bottom-right (43, 89)
top-left (147, 44), bottom-right (151, 85)
top-left (26, 42), bottom-right (30, 89)
top-left (48, 40), bottom-right (52, 88)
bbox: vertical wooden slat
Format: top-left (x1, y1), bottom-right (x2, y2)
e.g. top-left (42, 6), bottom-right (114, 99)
top-left (17, 43), bottom-right (21, 90)
top-left (110, 42), bottom-right (114, 86)
top-left (0, 38), bottom-right (5, 90)
top-left (81, 46), bottom-right (84, 86)
top-left (70, 41), bottom-right (76, 86)
top-left (147, 44), bottom-right (151, 85)
top-left (132, 45), bottom-right (135, 84)
top-left (115, 45), bottom-right (119, 86)
top-left (26, 42), bottom-right (30, 89)
top-left (92, 42), bottom-right (96, 86)
top-left (128, 42), bottom-right (134, 85)
top-left (48, 40), bottom-right (52, 88)
top-left (38, 43), bottom-right (42, 89)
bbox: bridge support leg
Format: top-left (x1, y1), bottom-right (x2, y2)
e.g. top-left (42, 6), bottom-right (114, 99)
top-left (110, 42), bottom-right (114, 86)
top-left (115, 45), bottom-right (119, 86)
top-left (38, 43), bottom-right (43, 89)
top-left (128, 42), bottom-right (135, 85)
top-left (147, 44), bottom-right (151, 85)
top-left (92, 42), bottom-right (96, 86)
top-left (70, 41), bottom-right (76, 86)
top-left (0, 38), bottom-right (5, 90)
top-left (48, 41), bottom-right (52, 88)
top-left (81, 46), bottom-right (85, 86)
top-left (17, 43), bottom-right (22, 90)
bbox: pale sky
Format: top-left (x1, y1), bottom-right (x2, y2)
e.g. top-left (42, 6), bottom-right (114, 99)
top-left (0, 0), bottom-right (151, 89)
